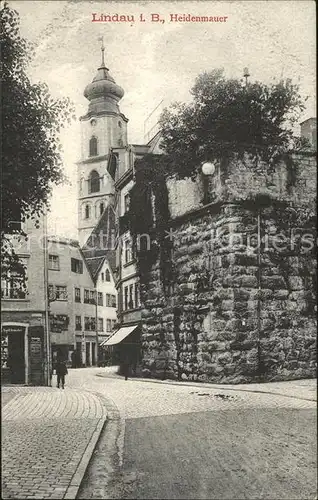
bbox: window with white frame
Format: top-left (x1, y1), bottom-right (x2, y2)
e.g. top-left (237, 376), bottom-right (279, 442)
top-left (98, 318), bottom-right (104, 332)
top-left (124, 239), bottom-right (132, 264)
top-left (111, 295), bottom-right (116, 308)
top-left (124, 286), bottom-right (128, 311)
top-left (55, 285), bottom-right (67, 301)
top-left (75, 316), bottom-right (82, 330)
top-left (89, 290), bottom-right (96, 304)
top-left (135, 282), bottom-right (140, 307)
top-left (84, 289), bottom-right (90, 303)
top-left (48, 255), bottom-right (60, 271)
top-left (71, 258), bottom-right (83, 274)
top-left (97, 292), bottom-right (103, 306)
top-left (1, 267), bottom-right (27, 300)
top-left (75, 287), bottom-right (81, 303)
top-left (106, 319), bottom-right (112, 332)
top-left (128, 284), bottom-right (134, 309)
top-left (84, 316), bottom-right (96, 331)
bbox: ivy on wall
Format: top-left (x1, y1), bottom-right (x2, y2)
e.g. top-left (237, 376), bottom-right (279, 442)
top-left (129, 154), bottom-right (173, 292)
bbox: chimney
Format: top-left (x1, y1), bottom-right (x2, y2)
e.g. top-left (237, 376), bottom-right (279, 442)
top-left (300, 118), bottom-right (317, 150)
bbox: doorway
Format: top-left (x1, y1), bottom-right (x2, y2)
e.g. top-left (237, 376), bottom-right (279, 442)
top-left (8, 331), bottom-right (25, 384)
top-left (92, 342), bottom-right (96, 366)
top-left (86, 342), bottom-right (91, 366)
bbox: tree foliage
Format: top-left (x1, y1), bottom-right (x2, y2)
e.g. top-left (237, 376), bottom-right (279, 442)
top-left (1, 2), bottom-right (74, 279)
top-left (159, 69), bottom-right (308, 179)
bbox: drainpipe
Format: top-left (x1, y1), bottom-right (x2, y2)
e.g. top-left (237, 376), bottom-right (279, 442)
top-left (95, 287), bottom-right (99, 366)
top-left (257, 208), bottom-right (262, 381)
top-left (43, 212), bottom-right (51, 386)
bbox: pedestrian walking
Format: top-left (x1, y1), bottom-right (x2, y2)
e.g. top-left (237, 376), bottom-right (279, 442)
top-left (123, 361), bottom-right (129, 381)
top-left (71, 351), bottom-right (76, 368)
top-left (56, 359), bottom-right (68, 389)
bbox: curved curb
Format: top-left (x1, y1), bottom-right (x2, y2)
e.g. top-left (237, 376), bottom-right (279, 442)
top-left (95, 372), bottom-right (317, 403)
top-left (64, 416), bottom-right (107, 499)
top-left (75, 391), bottom-right (126, 500)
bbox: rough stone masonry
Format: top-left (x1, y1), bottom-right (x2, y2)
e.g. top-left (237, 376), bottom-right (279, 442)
top-left (140, 151), bottom-right (317, 383)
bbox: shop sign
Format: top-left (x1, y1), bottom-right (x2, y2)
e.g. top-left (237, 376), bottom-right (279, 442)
top-left (2, 325), bottom-right (25, 335)
top-left (49, 314), bottom-right (69, 333)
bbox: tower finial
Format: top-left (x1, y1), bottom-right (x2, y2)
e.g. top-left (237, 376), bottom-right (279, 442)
top-left (98, 35), bottom-right (105, 67)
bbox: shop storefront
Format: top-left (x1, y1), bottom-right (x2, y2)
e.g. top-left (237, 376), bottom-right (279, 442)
top-left (100, 324), bottom-right (141, 376)
top-left (1, 323), bottom-right (45, 385)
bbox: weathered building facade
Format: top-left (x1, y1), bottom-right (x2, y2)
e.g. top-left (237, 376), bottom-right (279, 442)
top-left (47, 236), bottom-right (117, 367)
top-left (1, 216), bottom-right (49, 385)
top-left (137, 142), bottom-right (317, 383)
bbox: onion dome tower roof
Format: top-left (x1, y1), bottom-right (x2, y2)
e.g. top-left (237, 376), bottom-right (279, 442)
top-left (84, 43), bottom-right (124, 114)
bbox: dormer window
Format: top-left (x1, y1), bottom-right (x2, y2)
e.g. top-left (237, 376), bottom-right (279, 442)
top-left (89, 136), bottom-right (98, 157)
top-left (88, 170), bottom-right (100, 194)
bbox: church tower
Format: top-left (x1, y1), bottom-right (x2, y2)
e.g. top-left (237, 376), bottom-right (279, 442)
top-left (77, 42), bottom-right (128, 246)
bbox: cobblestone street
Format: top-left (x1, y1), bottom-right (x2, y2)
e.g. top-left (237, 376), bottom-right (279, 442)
top-left (1, 370), bottom-right (316, 499)
top-left (1, 386), bottom-right (107, 499)
top-left (68, 368), bottom-right (317, 500)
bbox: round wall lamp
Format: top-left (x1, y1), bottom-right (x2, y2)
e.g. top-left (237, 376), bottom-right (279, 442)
top-left (201, 162), bottom-right (216, 176)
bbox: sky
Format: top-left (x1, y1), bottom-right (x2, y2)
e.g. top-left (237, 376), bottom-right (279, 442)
top-left (9, 0), bottom-right (316, 238)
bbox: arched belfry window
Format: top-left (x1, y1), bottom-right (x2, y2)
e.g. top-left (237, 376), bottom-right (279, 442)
top-left (88, 170), bottom-right (100, 194)
top-left (89, 136), bottom-right (98, 157)
top-left (85, 204), bottom-right (90, 219)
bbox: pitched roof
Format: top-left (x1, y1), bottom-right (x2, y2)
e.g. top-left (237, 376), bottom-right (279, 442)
top-left (81, 204), bottom-right (117, 278)
top-left (84, 256), bottom-right (105, 280)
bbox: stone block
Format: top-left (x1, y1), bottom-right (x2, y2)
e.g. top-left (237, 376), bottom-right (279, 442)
top-left (288, 276), bottom-right (304, 290)
top-left (217, 329), bottom-right (235, 341)
top-left (222, 300), bottom-right (234, 311)
top-left (246, 348), bottom-right (258, 363)
top-left (199, 352), bottom-right (212, 363)
top-left (226, 318), bottom-right (242, 331)
top-left (274, 289), bottom-right (289, 299)
top-left (224, 364), bottom-right (236, 375)
top-left (217, 351), bottom-right (232, 365)
top-left (238, 276), bottom-right (258, 288)
top-left (230, 339), bottom-right (257, 351)
top-left (233, 289), bottom-right (250, 301)
top-left (234, 254), bottom-right (258, 266)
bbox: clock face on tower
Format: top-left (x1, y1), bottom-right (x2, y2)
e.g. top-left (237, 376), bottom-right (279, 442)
top-left (90, 119), bottom-right (97, 127)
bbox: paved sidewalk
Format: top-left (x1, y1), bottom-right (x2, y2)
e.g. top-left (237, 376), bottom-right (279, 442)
top-left (1, 386), bottom-right (107, 500)
top-left (97, 367), bottom-right (317, 402)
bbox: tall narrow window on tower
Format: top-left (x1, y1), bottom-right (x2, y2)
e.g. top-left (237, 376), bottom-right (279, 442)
top-left (89, 136), bottom-right (98, 157)
top-left (88, 170), bottom-right (100, 194)
top-left (85, 204), bottom-right (90, 219)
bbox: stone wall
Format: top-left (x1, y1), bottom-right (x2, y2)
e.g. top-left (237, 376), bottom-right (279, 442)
top-left (168, 152), bottom-right (317, 217)
top-left (139, 153), bottom-right (317, 383)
